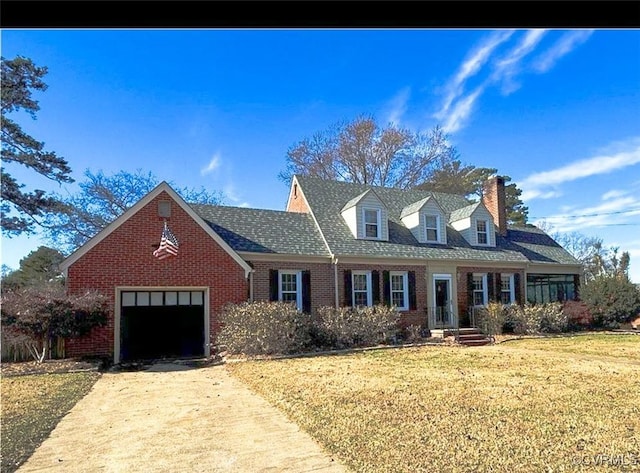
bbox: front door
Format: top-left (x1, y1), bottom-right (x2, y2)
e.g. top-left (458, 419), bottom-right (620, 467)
top-left (434, 276), bottom-right (451, 326)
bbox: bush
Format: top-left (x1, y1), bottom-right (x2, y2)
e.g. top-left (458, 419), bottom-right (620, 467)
top-left (505, 303), bottom-right (567, 334)
top-left (581, 276), bottom-right (640, 328)
top-left (313, 305), bottom-right (400, 350)
top-left (216, 301), bottom-right (311, 355)
top-left (474, 302), bottom-right (506, 336)
top-left (562, 300), bottom-right (593, 330)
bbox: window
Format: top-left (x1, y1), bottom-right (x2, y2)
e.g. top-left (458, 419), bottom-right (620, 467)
top-left (473, 274), bottom-right (488, 306)
top-left (279, 271), bottom-right (302, 310)
top-left (476, 219), bottom-right (488, 245)
top-left (363, 208), bottom-right (380, 238)
top-left (352, 271), bottom-right (372, 307)
top-left (390, 271), bottom-right (408, 310)
top-left (527, 274), bottom-right (576, 304)
top-left (425, 215), bottom-right (439, 242)
top-left (500, 274), bottom-right (515, 304)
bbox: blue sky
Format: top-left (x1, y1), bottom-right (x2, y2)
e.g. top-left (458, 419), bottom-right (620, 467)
top-left (2, 29), bottom-right (640, 281)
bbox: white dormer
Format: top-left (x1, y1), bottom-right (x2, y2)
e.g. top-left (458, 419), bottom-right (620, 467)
top-left (400, 196), bottom-right (447, 244)
top-left (341, 189), bottom-right (389, 241)
top-left (449, 202), bottom-right (496, 247)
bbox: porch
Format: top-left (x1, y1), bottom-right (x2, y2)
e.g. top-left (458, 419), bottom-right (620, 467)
top-left (425, 307), bottom-right (492, 346)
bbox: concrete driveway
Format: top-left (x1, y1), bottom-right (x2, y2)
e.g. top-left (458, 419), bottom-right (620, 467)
top-left (18, 363), bottom-right (348, 472)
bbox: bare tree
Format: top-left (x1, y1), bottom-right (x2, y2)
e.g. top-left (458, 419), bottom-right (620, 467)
top-left (279, 115), bottom-right (458, 189)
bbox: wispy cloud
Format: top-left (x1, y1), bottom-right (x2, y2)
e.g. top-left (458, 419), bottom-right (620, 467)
top-left (436, 30), bottom-right (514, 120)
top-left (442, 86), bottom-right (483, 134)
top-left (602, 189), bottom-right (627, 201)
top-left (535, 193), bottom-right (640, 233)
top-left (200, 153), bottom-right (222, 176)
top-left (520, 138), bottom-right (640, 201)
top-left (384, 87), bottom-right (411, 127)
top-left (492, 29), bottom-right (547, 95)
top-left (435, 29), bottom-right (591, 135)
top-left (532, 30), bottom-right (594, 73)
top-left (223, 182), bottom-right (250, 208)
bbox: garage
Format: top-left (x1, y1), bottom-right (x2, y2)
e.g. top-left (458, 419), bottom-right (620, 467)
top-left (120, 290), bottom-right (205, 362)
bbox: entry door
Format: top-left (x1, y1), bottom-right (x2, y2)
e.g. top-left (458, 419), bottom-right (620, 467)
top-left (434, 277), bottom-right (451, 325)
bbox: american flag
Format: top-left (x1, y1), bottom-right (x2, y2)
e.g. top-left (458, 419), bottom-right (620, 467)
top-left (153, 222), bottom-right (179, 260)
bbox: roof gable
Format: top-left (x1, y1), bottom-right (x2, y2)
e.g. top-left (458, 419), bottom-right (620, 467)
top-left (59, 182), bottom-right (253, 276)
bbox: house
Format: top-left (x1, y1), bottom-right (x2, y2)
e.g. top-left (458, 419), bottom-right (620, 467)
top-left (60, 175), bottom-right (582, 363)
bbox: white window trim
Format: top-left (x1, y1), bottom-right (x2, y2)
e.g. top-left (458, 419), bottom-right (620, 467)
top-left (473, 273), bottom-right (488, 307)
top-left (501, 273), bottom-right (515, 305)
top-left (424, 214), bottom-right (440, 243)
top-left (278, 270), bottom-right (302, 311)
top-left (476, 219), bottom-right (489, 246)
top-left (362, 208), bottom-right (381, 239)
top-left (352, 270), bottom-right (372, 307)
top-left (389, 271), bottom-right (409, 311)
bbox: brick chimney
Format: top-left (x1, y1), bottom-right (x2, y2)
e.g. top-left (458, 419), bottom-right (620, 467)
top-left (482, 176), bottom-right (507, 237)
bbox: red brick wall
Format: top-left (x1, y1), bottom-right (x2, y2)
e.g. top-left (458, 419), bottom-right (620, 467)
top-left (286, 183), bottom-right (310, 213)
top-left (337, 263), bottom-right (428, 329)
top-left (66, 191), bottom-right (248, 359)
top-left (249, 260), bottom-right (335, 314)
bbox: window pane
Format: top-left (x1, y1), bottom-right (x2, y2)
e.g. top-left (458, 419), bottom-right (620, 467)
top-left (354, 292), bottom-right (369, 307)
top-left (474, 292), bottom-right (485, 306)
top-left (281, 273), bottom-right (297, 292)
top-left (365, 224), bottom-right (378, 238)
top-left (364, 209), bottom-right (378, 224)
top-left (165, 291), bottom-right (177, 305)
top-left (122, 292), bottom-right (135, 306)
top-left (392, 292), bottom-right (405, 307)
top-left (178, 291), bottom-right (191, 305)
top-left (191, 291), bottom-right (203, 305)
top-left (282, 292), bottom-right (297, 302)
top-left (478, 232), bottom-right (487, 244)
top-left (136, 292), bottom-right (149, 306)
top-left (426, 228), bottom-right (438, 241)
top-left (150, 292), bottom-right (164, 306)
top-left (425, 215), bottom-right (437, 228)
top-left (353, 274), bottom-right (368, 291)
top-left (391, 275), bottom-right (404, 291)
top-left (473, 276), bottom-right (484, 291)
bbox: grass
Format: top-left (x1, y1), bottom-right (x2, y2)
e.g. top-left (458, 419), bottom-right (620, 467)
top-left (1, 371), bottom-right (101, 473)
top-left (228, 334), bottom-right (640, 472)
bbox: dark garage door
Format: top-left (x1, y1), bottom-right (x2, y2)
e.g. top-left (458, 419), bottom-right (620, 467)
top-left (120, 290), bottom-right (205, 362)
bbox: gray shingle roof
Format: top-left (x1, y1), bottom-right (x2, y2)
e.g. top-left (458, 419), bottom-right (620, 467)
top-left (400, 196), bottom-right (431, 218)
top-left (449, 202), bottom-right (481, 222)
top-left (294, 175), bottom-right (581, 266)
top-left (191, 204), bottom-right (330, 257)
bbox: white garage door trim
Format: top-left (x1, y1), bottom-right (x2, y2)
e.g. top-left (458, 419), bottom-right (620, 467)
top-left (114, 286), bottom-right (210, 364)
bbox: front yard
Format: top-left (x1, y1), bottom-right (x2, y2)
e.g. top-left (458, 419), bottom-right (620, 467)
top-left (1, 370), bottom-right (101, 473)
top-left (228, 333), bottom-right (640, 472)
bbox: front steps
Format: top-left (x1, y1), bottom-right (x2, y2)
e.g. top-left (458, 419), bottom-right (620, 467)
top-left (430, 327), bottom-right (493, 346)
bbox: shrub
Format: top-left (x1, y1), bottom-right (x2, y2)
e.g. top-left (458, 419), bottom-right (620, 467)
top-left (562, 300), bottom-right (593, 330)
top-left (216, 301), bottom-right (311, 355)
top-left (474, 302), bottom-right (506, 336)
top-left (504, 303), bottom-right (567, 334)
top-left (1, 284), bottom-right (108, 362)
top-left (404, 324), bottom-right (423, 344)
top-left (581, 275), bottom-right (640, 328)
top-left (314, 305), bottom-right (400, 349)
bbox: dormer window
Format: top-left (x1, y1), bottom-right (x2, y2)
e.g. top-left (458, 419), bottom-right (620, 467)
top-left (425, 215), bottom-right (440, 242)
top-left (476, 219), bottom-right (488, 245)
top-left (363, 208), bottom-right (381, 239)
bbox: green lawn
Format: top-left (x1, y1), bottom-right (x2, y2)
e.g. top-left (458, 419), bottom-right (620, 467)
top-left (228, 334), bottom-right (640, 472)
top-left (1, 372), bottom-right (101, 473)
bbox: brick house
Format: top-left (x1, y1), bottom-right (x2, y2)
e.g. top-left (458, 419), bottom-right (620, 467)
top-left (60, 175), bottom-right (582, 363)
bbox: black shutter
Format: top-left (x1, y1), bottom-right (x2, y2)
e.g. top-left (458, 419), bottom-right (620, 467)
top-left (302, 270), bottom-right (311, 313)
top-left (372, 270), bottom-right (380, 305)
top-left (514, 273), bottom-right (522, 304)
top-left (573, 274), bottom-right (580, 301)
top-left (408, 271), bottom-right (417, 310)
top-left (383, 271), bottom-right (391, 306)
top-left (467, 273), bottom-right (474, 307)
top-left (344, 270), bottom-right (352, 307)
top-left (269, 270), bottom-right (279, 301)
top-left (487, 273), bottom-right (495, 303)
